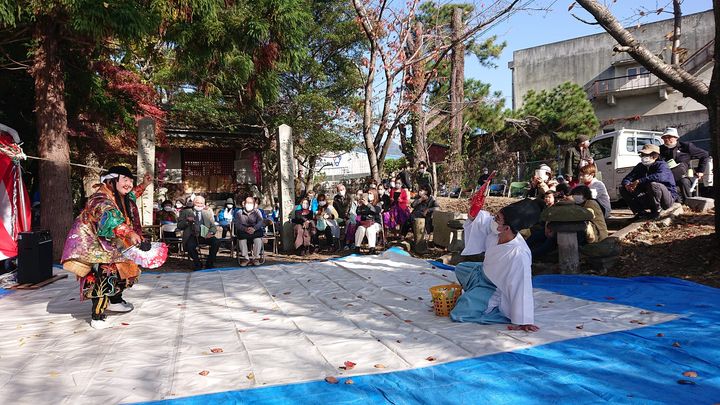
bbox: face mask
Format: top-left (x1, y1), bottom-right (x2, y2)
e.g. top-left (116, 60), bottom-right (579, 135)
top-left (641, 156), bottom-right (654, 166)
top-left (419, 168), bottom-right (425, 173)
top-left (175, 203), bottom-right (183, 208)
top-left (194, 206), bottom-right (204, 212)
top-left (245, 204), bottom-right (254, 211)
top-left (163, 206), bottom-right (173, 212)
top-left (489, 219), bottom-right (501, 235)
top-left (319, 201), bottom-right (327, 206)
top-left (226, 204), bottom-right (234, 209)
top-left (573, 195), bottom-right (586, 204)
top-left (378, 189), bottom-right (384, 195)
top-left (302, 203), bottom-right (309, 210)
top-left (395, 183), bottom-right (401, 189)
top-left (368, 195), bottom-right (374, 202)
top-left (389, 182), bottom-right (395, 188)
top-left (339, 190), bottom-right (346, 197)
top-left (153, 204), bottom-right (160, 210)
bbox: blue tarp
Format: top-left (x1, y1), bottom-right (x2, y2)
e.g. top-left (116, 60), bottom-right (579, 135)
top-left (136, 275), bottom-right (720, 404)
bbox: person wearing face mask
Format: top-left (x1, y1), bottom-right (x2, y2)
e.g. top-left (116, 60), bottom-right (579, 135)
top-left (528, 164), bottom-right (556, 198)
top-left (292, 197), bottom-right (316, 256)
top-left (234, 196), bottom-right (265, 266)
top-left (577, 164), bottom-right (610, 218)
top-left (564, 135), bottom-right (594, 186)
top-left (354, 194), bottom-right (381, 254)
top-left (659, 127), bottom-right (709, 202)
top-left (620, 144), bottom-right (677, 220)
top-left (570, 185), bottom-right (607, 243)
top-left (399, 163), bottom-right (412, 190)
top-left (217, 198), bottom-right (240, 238)
top-left (315, 195), bottom-right (340, 251)
top-left (174, 200), bottom-right (186, 216)
top-left (157, 200), bottom-right (178, 224)
top-left (61, 166), bottom-right (144, 329)
top-left (477, 167), bottom-right (491, 186)
top-left (415, 161), bottom-right (433, 194)
top-left (177, 195), bottom-right (221, 270)
top-left (383, 177), bottom-right (411, 239)
top-left (404, 184), bottom-right (439, 236)
top-left (450, 205), bottom-right (538, 332)
top-left (376, 185), bottom-right (392, 212)
top-left (333, 183), bottom-right (350, 225)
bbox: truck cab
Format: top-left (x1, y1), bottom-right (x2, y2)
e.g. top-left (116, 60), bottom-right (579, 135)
top-left (589, 128), bottom-right (714, 202)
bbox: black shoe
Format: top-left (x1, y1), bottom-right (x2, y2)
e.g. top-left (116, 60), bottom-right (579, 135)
top-left (205, 261), bottom-right (215, 269)
top-left (369, 247), bottom-right (377, 255)
top-left (646, 211), bottom-right (660, 220)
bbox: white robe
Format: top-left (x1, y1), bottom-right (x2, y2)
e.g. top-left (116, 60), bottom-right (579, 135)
top-left (483, 232), bottom-right (534, 325)
top-left (461, 210), bottom-right (497, 256)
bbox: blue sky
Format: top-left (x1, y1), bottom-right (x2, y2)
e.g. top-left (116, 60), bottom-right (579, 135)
top-left (465, 0), bottom-right (714, 108)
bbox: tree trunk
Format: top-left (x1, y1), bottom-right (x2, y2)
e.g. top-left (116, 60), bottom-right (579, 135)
top-left (304, 156), bottom-right (317, 191)
top-left (710, 1), bottom-right (720, 236)
top-left (448, 7), bottom-right (465, 188)
top-left (671, 0), bottom-right (682, 65)
top-left (30, 17), bottom-right (74, 260)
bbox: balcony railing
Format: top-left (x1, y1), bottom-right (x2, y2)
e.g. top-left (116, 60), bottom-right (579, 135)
top-left (681, 39), bottom-right (714, 74)
top-left (587, 73), bottom-right (663, 99)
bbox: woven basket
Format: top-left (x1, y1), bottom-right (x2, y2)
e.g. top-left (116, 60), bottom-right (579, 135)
top-left (429, 284), bottom-right (463, 317)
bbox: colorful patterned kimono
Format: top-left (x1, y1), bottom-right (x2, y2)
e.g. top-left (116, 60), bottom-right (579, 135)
top-left (62, 184), bottom-right (140, 315)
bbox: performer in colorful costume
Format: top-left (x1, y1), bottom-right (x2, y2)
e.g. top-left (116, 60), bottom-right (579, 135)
top-left (62, 166), bottom-right (143, 329)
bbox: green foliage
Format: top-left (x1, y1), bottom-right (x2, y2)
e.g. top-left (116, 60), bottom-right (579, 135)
top-left (519, 82), bottom-right (599, 142)
top-left (383, 157), bottom-right (407, 177)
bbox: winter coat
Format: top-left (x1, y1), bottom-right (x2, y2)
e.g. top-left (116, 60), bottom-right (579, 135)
top-left (621, 160), bottom-right (678, 200)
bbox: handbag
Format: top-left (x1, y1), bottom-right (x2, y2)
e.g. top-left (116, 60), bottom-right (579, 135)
top-left (316, 218), bottom-right (327, 231)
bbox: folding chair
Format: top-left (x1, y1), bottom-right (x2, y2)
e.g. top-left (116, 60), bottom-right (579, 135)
top-left (160, 223), bottom-right (183, 257)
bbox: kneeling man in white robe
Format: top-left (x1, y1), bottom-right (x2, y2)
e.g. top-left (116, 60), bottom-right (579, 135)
top-left (451, 206), bottom-right (539, 332)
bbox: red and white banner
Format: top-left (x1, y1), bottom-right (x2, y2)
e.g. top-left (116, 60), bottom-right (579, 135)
top-left (0, 125), bottom-right (30, 261)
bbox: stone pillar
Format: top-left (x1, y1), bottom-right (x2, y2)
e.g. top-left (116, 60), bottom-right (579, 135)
top-left (137, 117), bottom-right (156, 226)
top-left (277, 124), bottom-right (296, 252)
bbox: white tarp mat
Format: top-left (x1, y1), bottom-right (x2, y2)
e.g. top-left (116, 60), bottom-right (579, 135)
top-left (0, 252), bottom-right (677, 403)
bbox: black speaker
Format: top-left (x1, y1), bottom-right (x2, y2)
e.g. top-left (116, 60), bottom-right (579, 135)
top-left (17, 230), bottom-right (53, 284)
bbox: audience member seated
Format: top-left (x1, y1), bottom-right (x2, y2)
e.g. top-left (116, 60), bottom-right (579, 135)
top-left (173, 199), bottom-right (186, 216)
top-left (383, 177), bottom-right (410, 239)
top-left (620, 144), bottom-right (678, 220)
top-left (403, 184), bottom-right (439, 236)
top-left (376, 184), bottom-right (392, 213)
top-left (156, 200), bottom-right (178, 224)
top-left (570, 185), bottom-right (608, 243)
top-left (578, 163), bottom-right (610, 218)
top-left (315, 194), bottom-right (340, 251)
top-left (531, 189), bottom-right (593, 260)
top-left (234, 196), bottom-right (265, 266)
top-left (659, 127), bottom-right (709, 202)
top-left (450, 205), bottom-right (538, 332)
top-left (292, 197), bottom-right (316, 256)
top-left (333, 183), bottom-right (350, 224)
top-left (354, 194), bottom-right (381, 254)
top-left (177, 196), bottom-right (221, 270)
top-left (217, 197), bottom-right (239, 238)
top-left (527, 164), bottom-right (557, 198)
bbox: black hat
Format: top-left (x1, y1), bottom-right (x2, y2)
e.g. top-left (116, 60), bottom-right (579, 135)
top-left (104, 165), bottom-right (135, 180)
top-left (500, 198), bottom-right (542, 233)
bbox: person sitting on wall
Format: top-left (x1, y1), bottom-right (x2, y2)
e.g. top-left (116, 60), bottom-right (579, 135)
top-left (659, 127), bottom-right (710, 202)
top-left (620, 144), bottom-right (678, 220)
top-left (354, 193), bottom-right (381, 254)
top-left (577, 163), bottom-right (611, 218)
top-left (177, 195), bottom-right (221, 270)
top-left (217, 197), bottom-right (240, 238)
top-left (292, 197), bottom-right (316, 256)
top-left (569, 185), bottom-right (608, 243)
top-left (234, 196), bottom-right (265, 267)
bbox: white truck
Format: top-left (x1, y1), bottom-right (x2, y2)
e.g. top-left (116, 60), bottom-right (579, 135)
top-left (588, 128), bottom-right (714, 202)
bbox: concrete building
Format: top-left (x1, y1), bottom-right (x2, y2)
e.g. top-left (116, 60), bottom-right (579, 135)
top-left (510, 10), bottom-right (714, 149)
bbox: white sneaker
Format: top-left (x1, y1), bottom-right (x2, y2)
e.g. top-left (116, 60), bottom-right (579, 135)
top-left (90, 319), bottom-right (113, 329)
top-left (107, 301), bottom-right (134, 313)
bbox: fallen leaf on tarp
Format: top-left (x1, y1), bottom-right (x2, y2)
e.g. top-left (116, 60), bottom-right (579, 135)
top-left (418, 297), bottom-right (424, 301)
top-left (604, 297), bottom-right (615, 301)
top-left (325, 376), bottom-right (338, 384)
top-left (420, 272), bottom-right (426, 275)
top-left (576, 324), bottom-right (584, 330)
top-left (121, 322), bottom-right (130, 326)
top-left (238, 329), bottom-right (248, 333)
top-left (246, 372), bottom-right (255, 380)
top-left (357, 295), bottom-right (363, 298)
top-left (210, 348), bottom-right (223, 353)
top-left (396, 340), bottom-right (401, 343)
top-left (283, 292), bottom-right (291, 295)
top-left (656, 303), bottom-right (665, 307)
top-left (442, 274), bottom-right (447, 277)
top-left (639, 311), bottom-right (652, 315)
top-left (592, 318), bottom-right (604, 322)
top-left (156, 275), bottom-right (161, 278)
top-left (672, 342), bottom-right (682, 348)
top-left (332, 297), bottom-right (337, 299)
top-left (262, 317), bottom-right (270, 321)
top-left (677, 379), bottom-right (696, 385)
top-left (548, 300), bottom-right (555, 304)
top-left (344, 361), bottom-right (356, 370)
top-left (69, 298), bottom-right (75, 301)
top-left (346, 304), bottom-right (353, 307)
top-left (161, 286), bottom-right (169, 289)
top-left (374, 364), bottom-right (386, 369)
top-left (199, 370), bottom-right (209, 376)
top-left (629, 320), bottom-right (646, 325)
top-left (656, 333), bottom-right (664, 337)
top-left (49, 371), bottom-right (59, 378)
top-left (682, 371), bottom-right (698, 378)
top-left (383, 313), bottom-right (391, 316)
top-left (425, 356), bottom-right (436, 362)
top-left (404, 320), bottom-right (413, 323)
top-left (345, 379), bottom-right (354, 385)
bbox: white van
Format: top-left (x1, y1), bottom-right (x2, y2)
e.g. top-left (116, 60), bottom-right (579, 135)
top-left (589, 128), bottom-right (714, 202)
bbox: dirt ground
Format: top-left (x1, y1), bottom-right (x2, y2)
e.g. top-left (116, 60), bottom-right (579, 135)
top-left (158, 196), bottom-right (720, 289)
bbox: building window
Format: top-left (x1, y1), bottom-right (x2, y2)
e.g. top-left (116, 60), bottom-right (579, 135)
top-left (627, 67), bottom-right (649, 79)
